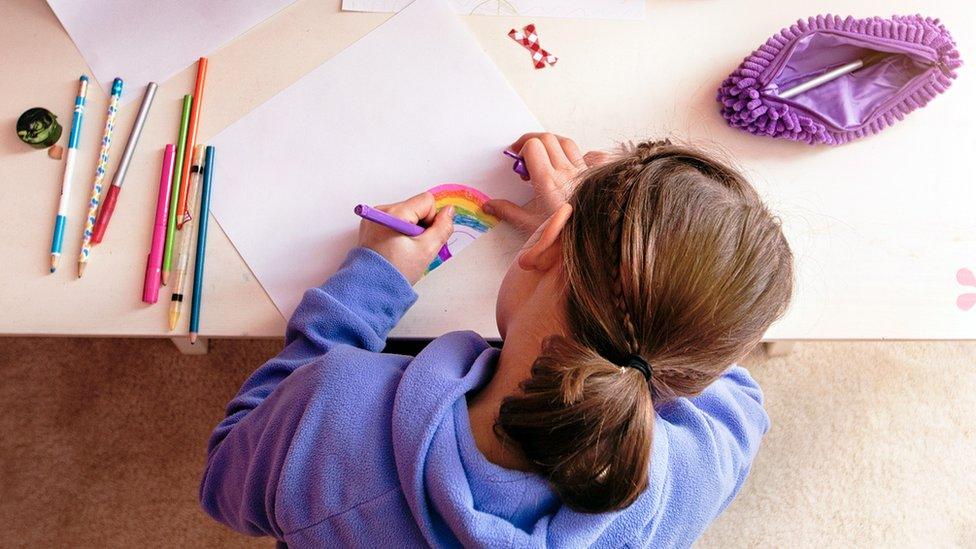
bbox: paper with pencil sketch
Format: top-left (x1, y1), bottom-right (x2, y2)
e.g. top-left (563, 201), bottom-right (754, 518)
top-left (208, 0), bottom-right (540, 319)
top-left (47, 0), bottom-right (295, 100)
top-left (342, 0), bottom-right (645, 20)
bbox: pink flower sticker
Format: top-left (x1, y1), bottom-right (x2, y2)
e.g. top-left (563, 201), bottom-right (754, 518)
top-left (957, 268), bottom-right (976, 311)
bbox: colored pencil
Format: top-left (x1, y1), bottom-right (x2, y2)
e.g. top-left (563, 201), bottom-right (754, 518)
top-left (162, 94), bottom-right (193, 285)
top-left (77, 77), bottom-right (123, 277)
top-left (91, 82), bottom-right (158, 244)
top-left (168, 145), bottom-right (205, 331)
top-left (177, 58), bottom-right (208, 228)
top-left (143, 145), bottom-right (176, 303)
top-left (353, 204), bottom-right (451, 262)
top-left (189, 145), bottom-right (215, 344)
top-left (49, 75), bottom-right (89, 273)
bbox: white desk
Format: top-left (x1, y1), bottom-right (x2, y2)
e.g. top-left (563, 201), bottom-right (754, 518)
top-left (2, 0), bottom-right (974, 348)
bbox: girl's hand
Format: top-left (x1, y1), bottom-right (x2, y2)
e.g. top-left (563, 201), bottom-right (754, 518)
top-left (358, 192), bottom-right (455, 285)
top-left (485, 132), bottom-right (611, 233)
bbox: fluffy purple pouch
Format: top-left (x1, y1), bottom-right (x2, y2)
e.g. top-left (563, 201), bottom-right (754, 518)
top-left (717, 14), bottom-right (962, 145)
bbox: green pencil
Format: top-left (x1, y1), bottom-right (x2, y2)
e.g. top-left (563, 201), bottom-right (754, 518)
top-left (162, 94), bottom-right (192, 285)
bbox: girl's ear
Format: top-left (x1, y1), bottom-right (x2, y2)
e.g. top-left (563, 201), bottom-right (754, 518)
top-left (518, 203), bottom-right (573, 272)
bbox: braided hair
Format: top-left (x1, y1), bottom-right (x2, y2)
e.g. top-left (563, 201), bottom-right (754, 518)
top-left (495, 139), bottom-right (794, 513)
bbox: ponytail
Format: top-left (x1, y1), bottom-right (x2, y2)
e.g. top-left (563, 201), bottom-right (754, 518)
top-left (496, 336), bottom-right (654, 512)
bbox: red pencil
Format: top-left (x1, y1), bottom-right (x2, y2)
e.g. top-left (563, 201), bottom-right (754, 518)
top-left (176, 57), bottom-right (208, 228)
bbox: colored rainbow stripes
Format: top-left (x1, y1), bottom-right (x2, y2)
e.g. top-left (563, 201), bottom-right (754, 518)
top-left (426, 183), bottom-right (497, 272)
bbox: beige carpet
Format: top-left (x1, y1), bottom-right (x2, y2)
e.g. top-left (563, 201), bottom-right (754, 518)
top-left (1, 338), bottom-right (974, 548)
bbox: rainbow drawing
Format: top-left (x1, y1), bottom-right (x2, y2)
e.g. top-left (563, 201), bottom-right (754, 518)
top-left (426, 183), bottom-right (498, 272)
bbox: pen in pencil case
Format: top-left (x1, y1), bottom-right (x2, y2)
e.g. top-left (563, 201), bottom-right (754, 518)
top-left (91, 82), bottom-right (158, 244)
top-left (353, 204), bottom-right (451, 262)
top-left (49, 75), bottom-right (89, 273)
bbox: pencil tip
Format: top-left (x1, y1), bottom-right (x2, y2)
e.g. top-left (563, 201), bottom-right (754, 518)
top-left (77, 263), bottom-right (86, 278)
top-left (189, 333), bottom-right (198, 345)
top-left (161, 272), bottom-right (169, 286)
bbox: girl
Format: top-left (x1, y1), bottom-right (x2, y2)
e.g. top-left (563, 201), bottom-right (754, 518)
top-left (200, 134), bottom-right (793, 547)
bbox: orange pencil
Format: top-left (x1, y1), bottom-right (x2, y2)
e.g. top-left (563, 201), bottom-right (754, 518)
top-left (176, 57), bottom-right (208, 227)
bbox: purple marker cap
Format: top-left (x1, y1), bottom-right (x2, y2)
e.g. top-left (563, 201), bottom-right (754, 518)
top-left (503, 150), bottom-right (529, 179)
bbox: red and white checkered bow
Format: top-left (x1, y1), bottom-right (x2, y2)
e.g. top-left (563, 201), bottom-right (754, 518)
top-left (508, 24), bottom-right (558, 69)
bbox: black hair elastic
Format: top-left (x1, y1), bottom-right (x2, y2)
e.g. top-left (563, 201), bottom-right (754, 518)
top-left (622, 354), bottom-right (652, 381)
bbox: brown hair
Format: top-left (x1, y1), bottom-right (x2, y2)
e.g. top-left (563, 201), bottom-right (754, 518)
top-left (495, 140), bottom-right (794, 513)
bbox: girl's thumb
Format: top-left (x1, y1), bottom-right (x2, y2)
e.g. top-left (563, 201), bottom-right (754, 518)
top-left (426, 205), bottom-right (455, 246)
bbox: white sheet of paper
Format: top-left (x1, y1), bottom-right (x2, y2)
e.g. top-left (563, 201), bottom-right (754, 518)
top-left (47, 0), bottom-right (295, 100)
top-left (342, 0), bottom-right (644, 20)
top-left (209, 0), bottom-right (540, 318)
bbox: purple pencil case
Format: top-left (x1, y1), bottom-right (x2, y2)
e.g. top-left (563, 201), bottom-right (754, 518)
top-left (717, 14), bottom-right (962, 145)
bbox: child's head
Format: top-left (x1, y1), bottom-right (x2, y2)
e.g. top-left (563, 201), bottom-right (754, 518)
top-left (493, 139), bottom-right (794, 512)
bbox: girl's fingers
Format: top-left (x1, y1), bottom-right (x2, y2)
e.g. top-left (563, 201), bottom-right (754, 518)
top-left (519, 138), bottom-right (555, 182)
top-left (510, 133), bottom-right (582, 169)
top-left (419, 202), bottom-right (438, 226)
top-left (509, 132), bottom-right (547, 152)
top-left (510, 132), bottom-right (570, 152)
top-left (484, 199), bottom-right (540, 232)
top-left (538, 133), bottom-right (573, 168)
top-left (418, 205), bottom-right (455, 251)
top-left (559, 137), bottom-right (585, 167)
top-left (383, 192), bottom-right (436, 223)
top-left (583, 150), bottom-right (612, 167)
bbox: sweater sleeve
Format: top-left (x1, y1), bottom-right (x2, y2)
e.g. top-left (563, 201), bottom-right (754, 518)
top-left (650, 365), bottom-right (770, 544)
top-left (198, 247), bottom-right (416, 537)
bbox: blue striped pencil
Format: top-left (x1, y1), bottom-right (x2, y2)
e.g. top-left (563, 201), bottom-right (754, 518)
top-left (77, 77), bottom-right (123, 277)
top-left (189, 145), bottom-right (214, 344)
top-left (50, 75), bottom-right (89, 273)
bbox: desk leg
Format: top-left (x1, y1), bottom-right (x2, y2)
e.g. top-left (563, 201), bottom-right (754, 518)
top-left (763, 341), bottom-right (795, 357)
top-left (171, 337), bottom-right (210, 355)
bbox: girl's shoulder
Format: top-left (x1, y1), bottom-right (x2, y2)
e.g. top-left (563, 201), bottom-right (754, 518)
top-left (272, 346), bottom-right (412, 531)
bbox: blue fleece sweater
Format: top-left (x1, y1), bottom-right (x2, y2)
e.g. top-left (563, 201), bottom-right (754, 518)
top-left (200, 247), bottom-right (770, 547)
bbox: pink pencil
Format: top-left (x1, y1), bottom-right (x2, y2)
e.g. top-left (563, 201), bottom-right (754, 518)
top-left (143, 145), bottom-right (175, 303)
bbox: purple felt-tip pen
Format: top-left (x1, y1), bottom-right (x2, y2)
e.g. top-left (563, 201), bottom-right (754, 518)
top-left (504, 150), bottom-right (529, 178)
top-left (354, 204), bottom-right (451, 261)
